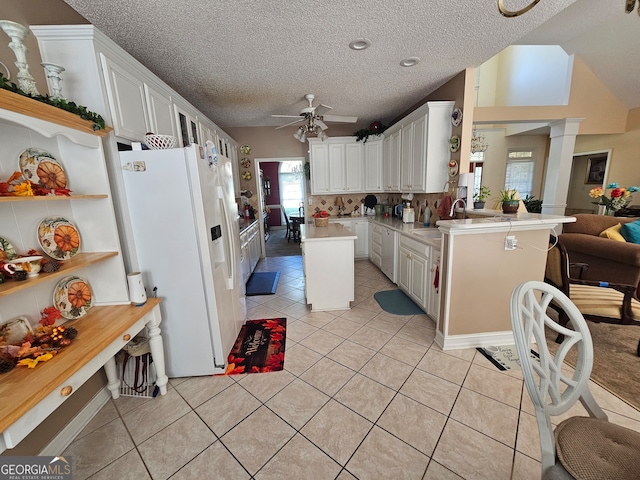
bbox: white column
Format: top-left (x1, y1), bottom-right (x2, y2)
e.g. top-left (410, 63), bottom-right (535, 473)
top-left (541, 118), bottom-right (584, 215)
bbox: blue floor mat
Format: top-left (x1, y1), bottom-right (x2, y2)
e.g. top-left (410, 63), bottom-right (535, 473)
top-left (246, 272), bottom-right (280, 296)
top-left (374, 289), bottom-right (424, 315)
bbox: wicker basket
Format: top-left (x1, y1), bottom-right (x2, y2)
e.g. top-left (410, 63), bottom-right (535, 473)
top-left (144, 134), bottom-right (177, 150)
top-left (314, 217), bottom-right (329, 227)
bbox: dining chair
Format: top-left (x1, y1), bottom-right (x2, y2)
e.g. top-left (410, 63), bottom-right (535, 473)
top-left (510, 280), bottom-right (640, 479)
top-left (282, 209), bottom-right (293, 242)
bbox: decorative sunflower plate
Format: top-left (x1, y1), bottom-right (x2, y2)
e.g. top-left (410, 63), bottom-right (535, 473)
top-left (242, 170), bottom-right (252, 181)
top-left (240, 145), bottom-right (251, 155)
top-left (53, 275), bottom-right (93, 319)
top-left (19, 148), bottom-right (68, 189)
top-left (37, 216), bottom-right (81, 260)
top-left (0, 236), bottom-right (17, 261)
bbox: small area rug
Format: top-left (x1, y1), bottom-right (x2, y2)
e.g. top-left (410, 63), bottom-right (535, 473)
top-left (225, 318), bottom-right (286, 375)
top-left (544, 320), bottom-right (640, 412)
top-left (245, 271), bottom-right (280, 296)
top-left (374, 289), bottom-right (424, 316)
top-left (476, 345), bottom-right (539, 371)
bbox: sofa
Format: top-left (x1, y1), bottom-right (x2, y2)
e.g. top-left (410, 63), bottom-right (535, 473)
top-left (560, 214), bottom-right (640, 298)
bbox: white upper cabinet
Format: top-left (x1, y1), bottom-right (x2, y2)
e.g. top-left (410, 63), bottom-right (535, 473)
top-left (383, 129), bottom-right (401, 192)
top-left (393, 101), bottom-right (454, 194)
top-left (309, 137), bottom-right (363, 194)
top-left (100, 54), bottom-right (149, 140)
top-left (364, 139), bottom-right (383, 192)
top-left (310, 142), bottom-right (330, 193)
top-left (144, 84), bottom-right (177, 138)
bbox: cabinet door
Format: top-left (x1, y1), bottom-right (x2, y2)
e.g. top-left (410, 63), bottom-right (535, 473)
top-left (398, 246), bottom-right (412, 293)
top-left (364, 140), bottom-right (383, 192)
top-left (310, 143), bottom-right (330, 194)
top-left (144, 84), bottom-right (176, 137)
top-left (400, 123), bottom-right (413, 191)
top-left (101, 54), bottom-right (149, 140)
top-left (411, 115), bottom-right (427, 192)
top-left (344, 142), bottom-right (363, 192)
top-left (410, 252), bottom-right (428, 309)
top-left (384, 131), bottom-right (401, 192)
top-left (329, 143), bottom-right (345, 192)
top-left (424, 102), bottom-right (454, 193)
top-left (354, 220), bottom-right (369, 258)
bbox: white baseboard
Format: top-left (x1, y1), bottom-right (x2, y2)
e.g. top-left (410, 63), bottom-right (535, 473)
top-left (435, 330), bottom-right (516, 351)
top-left (40, 387), bottom-right (111, 456)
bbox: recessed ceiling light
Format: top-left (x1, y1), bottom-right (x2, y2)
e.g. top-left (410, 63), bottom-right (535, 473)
top-left (400, 57), bottom-right (420, 67)
top-left (349, 38), bottom-right (371, 51)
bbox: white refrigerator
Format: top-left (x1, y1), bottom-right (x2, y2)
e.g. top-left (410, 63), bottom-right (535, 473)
top-left (120, 143), bottom-right (246, 377)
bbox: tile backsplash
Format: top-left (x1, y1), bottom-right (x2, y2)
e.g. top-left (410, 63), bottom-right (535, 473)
top-left (307, 192), bottom-right (449, 224)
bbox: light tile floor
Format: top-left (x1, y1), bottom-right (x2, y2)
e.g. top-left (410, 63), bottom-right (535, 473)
top-left (65, 256), bottom-right (640, 479)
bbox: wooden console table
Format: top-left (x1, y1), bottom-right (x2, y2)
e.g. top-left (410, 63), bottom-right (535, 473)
top-left (0, 298), bottom-right (168, 452)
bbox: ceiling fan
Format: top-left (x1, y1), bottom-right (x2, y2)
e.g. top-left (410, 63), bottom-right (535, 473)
top-left (272, 94), bottom-right (357, 142)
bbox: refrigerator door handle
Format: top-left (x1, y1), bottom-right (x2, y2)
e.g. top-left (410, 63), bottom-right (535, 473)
top-left (217, 185), bottom-right (236, 290)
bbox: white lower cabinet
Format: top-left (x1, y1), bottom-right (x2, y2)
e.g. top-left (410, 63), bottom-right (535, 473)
top-left (398, 235), bottom-right (430, 312)
top-left (331, 219), bottom-right (369, 259)
top-left (240, 221), bottom-right (261, 285)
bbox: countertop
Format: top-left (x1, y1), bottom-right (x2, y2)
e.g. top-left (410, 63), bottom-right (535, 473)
top-left (300, 223), bottom-right (357, 242)
top-left (436, 209), bottom-right (576, 232)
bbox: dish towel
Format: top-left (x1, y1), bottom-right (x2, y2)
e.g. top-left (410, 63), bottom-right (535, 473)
top-left (438, 194), bottom-right (454, 220)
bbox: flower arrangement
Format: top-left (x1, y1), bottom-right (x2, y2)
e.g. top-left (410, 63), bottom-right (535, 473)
top-left (0, 171), bottom-right (71, 197)
top-left (0, 307), bottom-right (77, 373)
top-left (312, 210), bottom-right (329, 219)
top-left (354, 121), bottom-right (388, 143)
top-left (589, 182), bottom-right (639, 215)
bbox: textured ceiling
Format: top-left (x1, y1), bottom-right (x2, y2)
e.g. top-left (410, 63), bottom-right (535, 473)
top-left (61, 0), bottom-right (637, 130)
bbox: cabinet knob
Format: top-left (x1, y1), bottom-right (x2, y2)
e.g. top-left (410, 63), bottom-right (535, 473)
top-left (123, 334), bottom-right (131, 341)
top-left (60, 385), bottom-right (73, 396)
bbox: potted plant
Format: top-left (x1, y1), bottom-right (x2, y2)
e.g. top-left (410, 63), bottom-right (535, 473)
top-left (499, 189), bottom-right (520, 214)
top-left (473, 186), bottom-right (491, 209)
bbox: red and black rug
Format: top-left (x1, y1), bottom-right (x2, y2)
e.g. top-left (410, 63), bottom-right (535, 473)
top-left (225, 318), bottom-right (286, 375)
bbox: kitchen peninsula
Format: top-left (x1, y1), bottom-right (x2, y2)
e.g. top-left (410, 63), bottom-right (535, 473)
top-left (435, 212), bottom-right (575, 350)
top-left (300, 223), bottom-right (357, 311)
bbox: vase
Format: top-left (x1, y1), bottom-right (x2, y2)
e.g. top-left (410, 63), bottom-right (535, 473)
top-left (502, 200), bottom-right (519, 214)
top-left (0, 20), bottom-right (39, 95)
top-left (41, 62), bottom-right (66, 100)
top-left (604, 207), bottom-right (616, 216)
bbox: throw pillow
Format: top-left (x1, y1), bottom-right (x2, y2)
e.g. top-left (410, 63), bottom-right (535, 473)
top-left (620, 219), bottom-right (640, 244)
top-left (599, 223), bottom-right (626, 242)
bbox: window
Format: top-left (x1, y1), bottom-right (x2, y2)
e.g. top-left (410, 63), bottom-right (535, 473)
top-left (279, 161), bottom-right (304, 217)
top-left (470, 151), bottom-right (485, 198)
top-left (505, 149), bottom-right (535, 197)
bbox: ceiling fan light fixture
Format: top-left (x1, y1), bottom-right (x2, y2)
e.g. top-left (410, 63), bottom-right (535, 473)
top-left (400, 57), bottom-right (420, 67)
top-left (293, 127), bottom-right (305, 142)
top-left (349, 38), bottom-right (371, 50)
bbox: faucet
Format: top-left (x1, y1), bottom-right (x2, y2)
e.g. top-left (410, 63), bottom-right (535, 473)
top-left (450, 198), bottom-right (467, 220)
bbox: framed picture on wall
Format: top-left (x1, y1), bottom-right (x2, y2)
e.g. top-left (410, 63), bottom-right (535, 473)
top-left (585, 156), bottom-right (607, 184)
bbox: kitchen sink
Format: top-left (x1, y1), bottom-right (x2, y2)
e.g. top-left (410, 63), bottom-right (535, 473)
top-left (410, 229), bottom-right (441, 238)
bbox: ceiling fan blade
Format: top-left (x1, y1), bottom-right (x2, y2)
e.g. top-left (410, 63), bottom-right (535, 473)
top-left (323, 114), bottom-right (358, 123)
top-left (314, 104), bottom-right (332, 117)
top-left (272, 114), bottom-right (303, 118)
top-left (275, 118), bottom-right (304, 129)
top-left (315, 119), bottom-right (328, 130)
